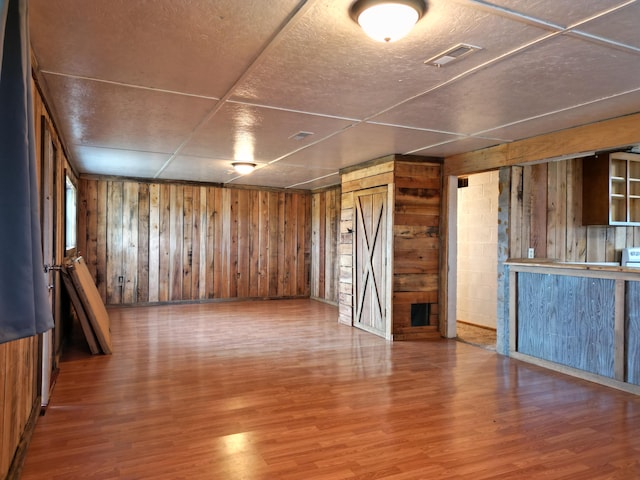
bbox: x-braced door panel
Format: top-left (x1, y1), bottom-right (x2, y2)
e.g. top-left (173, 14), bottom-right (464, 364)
top-left (354, 186), bottom-right (389, 338)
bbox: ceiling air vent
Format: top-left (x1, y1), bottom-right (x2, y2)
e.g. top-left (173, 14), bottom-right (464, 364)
top-left (424, 43), bottom-right (481, 67)
top-left (289, 131), bottom-right (314, 141)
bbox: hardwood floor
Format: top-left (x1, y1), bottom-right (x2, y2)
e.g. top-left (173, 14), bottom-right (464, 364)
top-left (20, 299), bottom-right (640, 479)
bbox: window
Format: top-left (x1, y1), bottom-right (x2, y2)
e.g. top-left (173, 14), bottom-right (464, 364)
top-left (65, 175), bottom-right (77, 253)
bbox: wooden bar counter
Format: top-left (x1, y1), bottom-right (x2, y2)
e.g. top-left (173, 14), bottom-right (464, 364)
top-left (506, 259), bottom-right (640, 394)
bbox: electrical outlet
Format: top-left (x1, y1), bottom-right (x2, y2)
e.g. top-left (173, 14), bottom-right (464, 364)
top-left (527, 248), bottom-right (535, 259)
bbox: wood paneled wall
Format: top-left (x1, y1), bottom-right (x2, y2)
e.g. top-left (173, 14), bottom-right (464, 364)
top-left (338, 156), bottom-right (442, 340)
top-left (509, 158), bottom-right (640, 263)
top-left (2, 76), bottom-right (71, 479)
top-left (78, 179), bottom-right (312, 305)
top-left (0, 337), bottom-right (39, 479)
top-left (392, 160), bottom-right (441, 337)
top-left (311, 187), bottom-right (341, 304)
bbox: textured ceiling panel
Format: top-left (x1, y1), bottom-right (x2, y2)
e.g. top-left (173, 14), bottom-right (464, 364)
top-left (574, 3), bottom-right (640, 49)
top-left (481, 89), bottom-right (640, 142)
top-left (275, 123), bottom-right (458, 170)
top-left (30, 0), bottom-right (303, 98)
top-left (72, 146), bottom-right (171, 178)
top-left (475, 0), bottom-right (627, 26)
top-left (229, 163), bottom-right (338, 189)
top-left (42, 73), bottom-right (216, 154)
top-left (157, 155), bottom-right (265, 184)
top-left (28, 0), bottom-right (640, 189)
top-left (180, 102), bottom-right (354, 162)
top-left (410, 136), bottom-right (503, 158)
top-left (231, 0), bottom-right (549, 119)
top-left (373, 35), bottom-right (640, 136)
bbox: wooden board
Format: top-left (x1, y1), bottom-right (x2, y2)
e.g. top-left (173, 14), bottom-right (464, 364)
top-left (67, 257), bottom-right (112, 354)
top-left (61, 268), bottom-right (100, 355)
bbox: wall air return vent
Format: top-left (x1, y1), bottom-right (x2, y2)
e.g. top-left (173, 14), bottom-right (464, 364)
top-left (424, 43), bottom-right (481, 67)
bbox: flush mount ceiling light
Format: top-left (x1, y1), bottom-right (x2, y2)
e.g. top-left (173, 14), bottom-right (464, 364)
top-left (232, 162), bottom-right (256, 175)
top-left (350, 0), bottom-right (427, 43)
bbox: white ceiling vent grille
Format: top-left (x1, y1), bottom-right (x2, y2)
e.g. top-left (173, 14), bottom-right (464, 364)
top-left (424, 43), bottom-right (482, 67)
top-left (289, 131), bottom-right (314, 141)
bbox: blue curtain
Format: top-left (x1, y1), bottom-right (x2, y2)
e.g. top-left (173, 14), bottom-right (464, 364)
top-left (0, 0), bottom-right (54, 343)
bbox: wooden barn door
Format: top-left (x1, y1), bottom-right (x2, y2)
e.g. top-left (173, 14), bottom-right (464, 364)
top-left (353, 186), bottom-right (391, 339)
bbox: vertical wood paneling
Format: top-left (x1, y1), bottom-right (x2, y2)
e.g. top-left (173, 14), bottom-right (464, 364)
top-left (106, 181), bottom-right (123, 304)
top-left (182, 186), bottom-right (193, 300)
top-left (517, 272), bottom-right (615, 378)
top-left (148, 184), bottom-right (160, 302)
top-left (297, 193), bottom-right (307, 296)
top-left (122, 182), bottom-right (139, 303)
top-left (198, 186), bottom-right (208, 300)
top-left (206, 187), bottom-right (217, 299)
top-left (511, 157), bottom-right (638, 264)
top-left (277, 192), bottom-right (286, 297)
top-left (169, 185), bottom-right (183, 301)
top-left (229, 189), bottom-right (239, 298)
top-left (268, 191), bottom-right (280, 297)
top-left (78, 180), bottom-right (312, 305)
top-left (249, 190), bottom-right (260, 298)
top-left (509, 167), bottom-right (524, 258)
top-left (137, 183), bottom-right (150, 303)
top-left (2, 82), bottom-right (69, 479)
top-left (258, 191), bottom-right (270, 297)
top-left (626, 281), bottom-right (640, 385)
top-left (566, 159), bottom-right (586, 262)
top-left (158, 184), bottom-right (171, 302)
top-left (96, 181), bottom-right (108, 299)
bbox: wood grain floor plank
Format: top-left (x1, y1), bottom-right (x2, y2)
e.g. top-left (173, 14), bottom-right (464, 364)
top-left (20, 300), bottom-right (640, 479)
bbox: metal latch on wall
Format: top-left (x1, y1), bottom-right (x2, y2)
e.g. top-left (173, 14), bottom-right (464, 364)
top-left (43, 264), bottom-right (63, 273)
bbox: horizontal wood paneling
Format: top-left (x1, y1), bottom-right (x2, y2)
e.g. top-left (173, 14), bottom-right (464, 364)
top-left (78, 179), bottom-right (311, 304)
top-left (445, 112), bottom-right (640, 176)
top-left (509, 157), bottom-right (640, 263)
top-left (392, 161), bottom-right (441, 333)
top-left (338, 157), bottom-right (442, 338)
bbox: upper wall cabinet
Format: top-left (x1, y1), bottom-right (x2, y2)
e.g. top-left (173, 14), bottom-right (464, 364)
top-left (583, 152), bottom-right (640, 226)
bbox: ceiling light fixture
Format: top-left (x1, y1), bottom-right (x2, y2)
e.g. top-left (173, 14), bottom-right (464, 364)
top-left (232, 162), bottom-right (256, 175)
top-left (350, 0), bottom-right (427, 43)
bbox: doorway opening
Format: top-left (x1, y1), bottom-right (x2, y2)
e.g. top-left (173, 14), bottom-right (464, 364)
top-left (455, 171), bottom-right (498, 351)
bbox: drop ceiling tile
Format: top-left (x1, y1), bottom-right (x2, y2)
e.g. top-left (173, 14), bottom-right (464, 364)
top-left (373, 35), bottom-right (640, 136)
top-left (276, 123), bottom-right (458, 170)
top-left (30, 0), bottom-right (302, 97)
top-left (574, 3), bottom-right (640, 49)
top-left (412, 137), bottom-right (503, 158)
top-left (229, 164), bottom-right (337, 190)
top-left (475, 0), bottom-right (626, 27)
top-left (181, 102), bottom-right (354, 162)
top-left (43, 73), bottom-right (216, 154)
top-left (72, 146), bottom-right (170, 178)
top-left (480, 89), bottom-right (640, 142)
top-left (232, 0), bottom-right (550, 119)
top-left (158, 156), bottom-right (266, 184)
